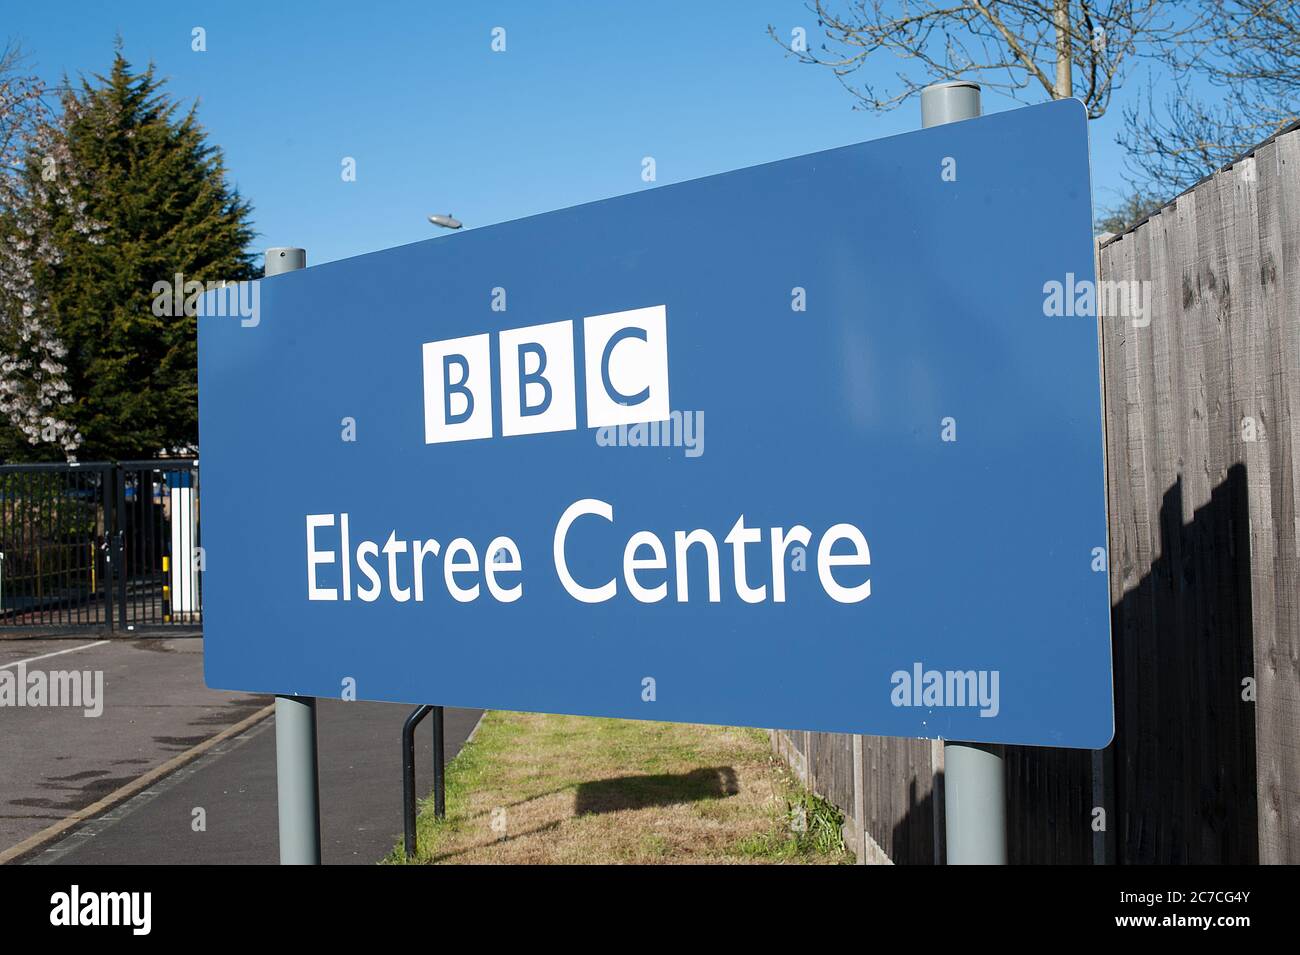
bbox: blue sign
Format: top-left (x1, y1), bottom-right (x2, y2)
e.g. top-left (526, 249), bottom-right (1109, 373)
top-left (199, 99), bottom-right (1113, 748)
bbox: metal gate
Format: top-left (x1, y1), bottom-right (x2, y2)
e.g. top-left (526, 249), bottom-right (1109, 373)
top-left (0, 460), bottom-right (201, 633)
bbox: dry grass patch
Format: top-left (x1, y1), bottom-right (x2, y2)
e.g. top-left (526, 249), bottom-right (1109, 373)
top-left (387, 711), bottom-right (852, 865)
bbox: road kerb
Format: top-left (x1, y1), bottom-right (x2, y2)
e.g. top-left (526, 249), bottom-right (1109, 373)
top-left (0, 701), bottom-right (276, 865)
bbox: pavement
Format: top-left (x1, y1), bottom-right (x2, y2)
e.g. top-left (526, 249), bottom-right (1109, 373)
top-left (0, 635), bottom-right (480, 864)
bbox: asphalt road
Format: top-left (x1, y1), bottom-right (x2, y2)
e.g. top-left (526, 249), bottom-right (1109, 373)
top-left (0, 636), bottom-right (268, 853)
top-left (0, 636), bottom-right (480, 864)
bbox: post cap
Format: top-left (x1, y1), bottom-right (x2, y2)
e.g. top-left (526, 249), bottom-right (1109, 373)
top-left (264, 247), bottom-right (307, 276)
top-left (921, 81), bottom-right (982, 128)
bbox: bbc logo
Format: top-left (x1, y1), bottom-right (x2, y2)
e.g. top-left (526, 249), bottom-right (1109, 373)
top-left (422, 305), bottom-right (670, 444)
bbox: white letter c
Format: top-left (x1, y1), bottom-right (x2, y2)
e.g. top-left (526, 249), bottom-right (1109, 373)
top-left (554, 498), bottom-right (617, 603)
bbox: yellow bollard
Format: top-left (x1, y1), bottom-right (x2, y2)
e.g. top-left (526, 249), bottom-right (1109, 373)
top-left (162, 555), bottom-right (171, 623)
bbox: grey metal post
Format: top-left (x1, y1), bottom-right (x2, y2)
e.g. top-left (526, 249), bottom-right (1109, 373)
top-left (275, 695), bottom-right (321, 864)
top-left (265, 246), bottom-right (321, 865)
top-left (265, 247), bottom-right (307, 276)
top-left (921, 80), bottom-right (982, 129)
top-left (920, 83), bottom-right (1008, 864)
top-left (942, 740), bottom-right (1006, 864)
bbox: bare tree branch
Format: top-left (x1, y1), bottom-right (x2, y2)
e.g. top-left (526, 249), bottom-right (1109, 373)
top-left (1119, 1), bottom-right (1300, 194)
top-left (770, 2), bottom-right (1196, 120)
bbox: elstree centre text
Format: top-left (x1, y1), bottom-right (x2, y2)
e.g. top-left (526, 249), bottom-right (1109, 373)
top-left (306, 498), bottom-right (872, 606)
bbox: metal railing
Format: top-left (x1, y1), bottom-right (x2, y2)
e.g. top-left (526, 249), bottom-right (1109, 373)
top-left (0, 460), bottom-right (201, 632)
top-left (402, 704), bottom-right (447, 859)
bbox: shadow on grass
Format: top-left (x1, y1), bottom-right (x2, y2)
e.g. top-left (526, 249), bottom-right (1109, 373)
top-left (573, 766), bottom-right (739, 815)
top-left (424, 820), bottom-right (564, 863)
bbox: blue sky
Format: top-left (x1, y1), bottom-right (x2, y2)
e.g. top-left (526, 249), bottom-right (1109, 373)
top-left (9, 1), bottom-right (1168, 264)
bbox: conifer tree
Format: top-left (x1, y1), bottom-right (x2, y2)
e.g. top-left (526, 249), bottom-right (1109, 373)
top-left (31, 50), bottom-right (257, 459)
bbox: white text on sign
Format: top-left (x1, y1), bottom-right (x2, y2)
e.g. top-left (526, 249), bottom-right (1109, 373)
top-left (422, 305), bottom-right (670, 443)
top-left (305, 500), bottom-right (872, 606)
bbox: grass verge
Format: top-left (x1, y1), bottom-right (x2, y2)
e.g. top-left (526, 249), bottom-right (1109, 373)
top-left (385, 710), bottom-right (854, 865)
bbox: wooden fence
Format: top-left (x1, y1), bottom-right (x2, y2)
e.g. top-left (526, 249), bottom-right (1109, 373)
top-left (773, 123), bottom-right (1300, 865)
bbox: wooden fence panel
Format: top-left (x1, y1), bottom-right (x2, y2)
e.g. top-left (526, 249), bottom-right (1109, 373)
top-left (1252, 133), bottom-right (1300, 862)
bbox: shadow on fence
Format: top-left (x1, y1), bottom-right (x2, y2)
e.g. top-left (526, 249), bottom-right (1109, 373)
top-left (1107, 468), bottom-right (1258, 863)
top-left (783, 465), bottom-right (1262, 864)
